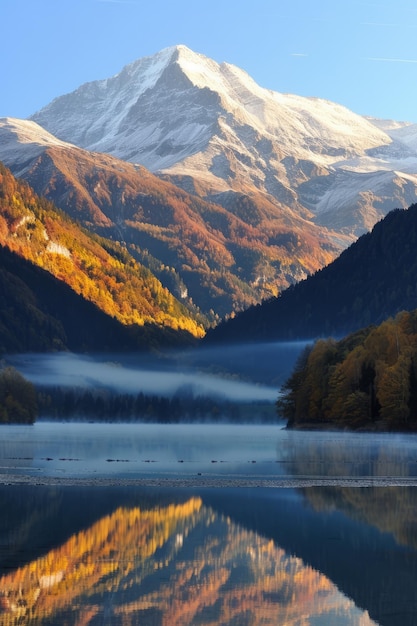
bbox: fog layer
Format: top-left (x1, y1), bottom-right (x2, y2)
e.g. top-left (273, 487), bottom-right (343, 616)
top-left (6, 354), bottom-right (265, 405)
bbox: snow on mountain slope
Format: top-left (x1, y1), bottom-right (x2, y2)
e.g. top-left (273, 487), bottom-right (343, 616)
top-left (0, 117), bottom-right (74, 173)
top-left (386, 123), bottom-right (417, 153)
top-left (31, 45), bottom-right (391, 169)
top-left (25, 45), bottom-right (417, 235)
top-left (302, 168), bottom-right (417, 232)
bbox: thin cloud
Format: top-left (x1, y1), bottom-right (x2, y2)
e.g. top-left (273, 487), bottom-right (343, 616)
top-left (365, 57), bottom-right (417, 64)
top-left (361, 22), bottom-right (402, 27)
top-left (95, 0), bottom-right (138, 4)
top-left (290, 53), bottom-right (308, 57)
top-left (361, 21), bottom-right (417, 28)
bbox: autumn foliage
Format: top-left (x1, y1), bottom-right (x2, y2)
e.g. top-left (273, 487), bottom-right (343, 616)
top-left (278, 310), bottom-right (417, 430)
top-left (22, 147), bottom-right (340, 318)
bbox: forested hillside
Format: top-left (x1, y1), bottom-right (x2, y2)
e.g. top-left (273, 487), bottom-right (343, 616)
top-left (206, 204), bottom-right (417, 344)
top-left (0, 162), bottom-right (204, 343)
top-left (278, 309), bottom-right (417, 431)
top-left (0, 244), bottom-right (196, 354)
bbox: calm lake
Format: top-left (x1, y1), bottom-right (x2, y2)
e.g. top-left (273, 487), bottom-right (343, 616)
top-left (1, 422), bottom-right (417, 626)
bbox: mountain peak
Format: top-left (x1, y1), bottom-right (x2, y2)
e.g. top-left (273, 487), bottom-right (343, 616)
top-left (28, 44), bottom-right (416, 238)
top-left (30, 45), bottom-right (391, 166)
top-left (170, 43), bottom-right (200, 58)
top-left (169, 44), bottom-right (221, 85)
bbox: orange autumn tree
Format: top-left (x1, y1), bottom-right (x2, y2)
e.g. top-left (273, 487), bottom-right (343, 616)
top-left (278, 310), bottom-right (417, 430)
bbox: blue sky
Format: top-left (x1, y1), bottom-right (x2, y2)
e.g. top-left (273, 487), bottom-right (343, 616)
top-left (2, 0), bottom-right (417, 122)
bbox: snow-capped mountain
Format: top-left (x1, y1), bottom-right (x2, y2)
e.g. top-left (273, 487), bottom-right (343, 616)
top-left (29, 45), bottom-right (417, 236)
top-left (31, 45), bottom-right (390, 168)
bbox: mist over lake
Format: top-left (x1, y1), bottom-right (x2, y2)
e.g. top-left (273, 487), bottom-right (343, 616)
top-left (8, 340), bottom-right (309, 407)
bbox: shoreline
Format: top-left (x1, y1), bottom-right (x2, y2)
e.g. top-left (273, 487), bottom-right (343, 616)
top-left (286, 420), bottom-right (417, 434)
top-left (2, 473), bottom-right (417, 488)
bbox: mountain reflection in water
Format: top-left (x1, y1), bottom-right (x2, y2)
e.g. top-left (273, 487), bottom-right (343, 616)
top-left (1, 425), bottom-right (417, 625)
top-left (0, 493), bottom-right (375, 626)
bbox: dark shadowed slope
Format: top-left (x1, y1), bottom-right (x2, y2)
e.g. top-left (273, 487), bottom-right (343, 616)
top-left (205, 204), bottom-right (417, 344)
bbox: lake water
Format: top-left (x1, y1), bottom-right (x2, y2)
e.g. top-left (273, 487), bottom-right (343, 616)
top-left (1, 423), bottom-right (417, 625)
